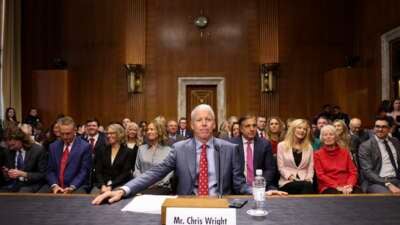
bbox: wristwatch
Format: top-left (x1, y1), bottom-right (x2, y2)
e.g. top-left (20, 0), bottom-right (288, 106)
top-left (385, 182), bottom-right (392, 187)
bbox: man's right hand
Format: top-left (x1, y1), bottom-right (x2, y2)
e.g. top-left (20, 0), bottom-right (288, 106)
top-left (92, 190), bottom-right (124, 205)
top-left (52, 185), bottom-right (64, 194)
top-left (387, 183), bottom-right (400, 194)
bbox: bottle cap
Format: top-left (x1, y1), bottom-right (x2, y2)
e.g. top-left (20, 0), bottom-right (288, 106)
top-left (256, 169), bottom-right (262, 176)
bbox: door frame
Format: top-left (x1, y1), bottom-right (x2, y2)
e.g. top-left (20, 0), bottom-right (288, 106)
top-left (177, 76), bottom-right (226, 125)
top-left (382, 26), bottom-right (400, 100)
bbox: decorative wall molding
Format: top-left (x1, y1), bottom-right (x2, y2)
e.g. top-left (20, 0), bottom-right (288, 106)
top-left (177, 77), bottom-right (226, 124)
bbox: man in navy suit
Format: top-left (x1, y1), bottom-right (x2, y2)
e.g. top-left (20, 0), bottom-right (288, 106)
top-left (230, 115), bottom-right (278, 190)
top-left (45, 116), bottom-right (92, 194)
top-left (83, 118), bottom-right (107, 155)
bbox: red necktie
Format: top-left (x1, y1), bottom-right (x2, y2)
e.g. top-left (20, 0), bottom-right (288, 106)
top-left (246, 141), bottom-right (254, 185)
top-left (198, 144), bottom-right (209, 196)
top-left (59, 144), bottom-right (70, 188)
top-left (89, 138), bottom-right (95, 152)
top-left (260, 132), bottom-right (264, 139)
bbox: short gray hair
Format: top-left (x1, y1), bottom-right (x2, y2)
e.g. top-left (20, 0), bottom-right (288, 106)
top-left (191, 104), bottom-right (215, 122)
top-left (319, 124), bottom-right (338, 143)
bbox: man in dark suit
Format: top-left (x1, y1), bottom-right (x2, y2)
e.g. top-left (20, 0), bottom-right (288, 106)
top-left (166, 120), bottom-right (185, 146)
top-left (359, 116), bottom-right (400, 193)
top-left (83, 118), bottom-right (107, 155)
top-left (178, 117), bottom-right (192, 138)
top-left (45, 116), bottom-right (92, 194)
top-left (1, 128), bottom-right (47, 192)
top-left (349, 118), bottom-right (370, 143)
top-left (256, 116), bottom-right (267, 139)
top-left (92, 104), bottom-right (286, 205)
top-left (230, 115), bottom-right (277, 190)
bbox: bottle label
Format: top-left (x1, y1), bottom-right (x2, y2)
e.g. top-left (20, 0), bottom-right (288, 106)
top-left (253, 187), bottom-right (265, 201)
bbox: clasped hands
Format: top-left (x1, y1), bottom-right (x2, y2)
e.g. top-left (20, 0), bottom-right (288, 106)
top-left (336, 185), bottom-right (353, 194)
top-left (52, 184), bottom-right (75, 194)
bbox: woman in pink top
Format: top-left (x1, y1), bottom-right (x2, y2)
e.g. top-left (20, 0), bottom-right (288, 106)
top-left (277, 119), bottom-right (314, 194)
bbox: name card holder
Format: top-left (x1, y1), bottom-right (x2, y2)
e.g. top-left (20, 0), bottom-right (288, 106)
top-left (161, 198), bottom-right (232, 225)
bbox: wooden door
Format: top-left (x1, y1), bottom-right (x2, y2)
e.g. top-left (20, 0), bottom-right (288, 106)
top-left (186, 85), bottom-right (218, 126)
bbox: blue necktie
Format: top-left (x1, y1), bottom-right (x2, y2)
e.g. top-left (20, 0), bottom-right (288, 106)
top-left (17, 150), bottom-right (24, 170)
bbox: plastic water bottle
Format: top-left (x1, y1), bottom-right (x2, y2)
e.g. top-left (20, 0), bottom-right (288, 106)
top-left (253, 169), bottom-right (266, 211)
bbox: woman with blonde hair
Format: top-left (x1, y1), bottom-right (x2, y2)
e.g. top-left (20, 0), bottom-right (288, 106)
top-left (125, 122), bottom-right (142, 161)
top-left (93, 123), bottom-right (135, 194)
top-left (277, 119), bottom-right (314, 194)
top-left (314, 125), bottom-right (360, 194)
top-left (266, 116), bottom-right (286, 156)
top-left (333, 119), bottom-right (360, 156)
top-left (134, 119), bottom-right (173, 194)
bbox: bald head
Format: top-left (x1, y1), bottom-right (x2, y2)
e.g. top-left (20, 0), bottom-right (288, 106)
top-left (349, 118), bottom-right (362, 134)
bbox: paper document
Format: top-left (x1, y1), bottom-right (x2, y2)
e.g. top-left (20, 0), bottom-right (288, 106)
top-left (121, 194), bottom-right (177, 214)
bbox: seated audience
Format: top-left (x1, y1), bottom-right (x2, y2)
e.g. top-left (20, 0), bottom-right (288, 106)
top-left (217, 120), bottom-right (230, 139)
top-left (359, 116), bottom-right (400, 193)
top-left (314, 125), bottom-right (360, 194)
top-left (312, 116), bottom-right (329, 150)
top-left (349, 118), bottom-right (370, 143)
top-left (92, 124), bottom-right (135, 194)
top-left (3, 107), bottom-right (19, 130)
top-left (20, 123), bottom-right (40, 145)
top-left (122, 118), bottom-right (131, 129)
top-left (42, 121), bottom-right (61, 151)
top-left (277, 119), bottom-right (314, 194)
top-left (83, 118), bottom-right (107, 155)
top-left (266, 116), bottom-right (286, 156)
top-left (1, 128), bottom-right (47, 192)
top-left (387, 99), bottom-right (400, 126)
top-left (256, 116), bottom-right (267, 138)
top-left (166, 120), bottom-right (185, 146)
top-left (230, 122), bottom-right (240, 138)
top-left (331, 105), bottom-right (350, 126)
top-left (125, 122), bottom-right (142, 164)
top-left (333, 119), bottom-right (361, 157)
top-left (43, 116), bottom-right (92, 194)
top-left (133, 119), bottom-right (173, 194)
top-left (178, 117), bottom-right (192, 138)
top-left (230, 115), bottom-right (278, 190)
top-left (23, 108), bottom-right (41, 129)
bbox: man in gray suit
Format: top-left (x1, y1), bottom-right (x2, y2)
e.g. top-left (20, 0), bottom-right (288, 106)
top-left (359, 116), bottom-right (400, 193)
top-left (93, 104), bottom-right (285, 205)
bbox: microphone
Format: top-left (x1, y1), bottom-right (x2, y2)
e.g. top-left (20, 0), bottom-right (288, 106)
top-left (215, 144), bottom-right (223, 198)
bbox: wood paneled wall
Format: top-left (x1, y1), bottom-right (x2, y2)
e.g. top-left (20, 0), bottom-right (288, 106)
top-left (353, 0), bottom-right (400, 122)
top-left (22, 0), bottom-right (365, 126)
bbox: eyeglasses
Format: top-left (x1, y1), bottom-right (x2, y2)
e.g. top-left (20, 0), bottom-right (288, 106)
top-left (374, 125), bottom-right (389, 129)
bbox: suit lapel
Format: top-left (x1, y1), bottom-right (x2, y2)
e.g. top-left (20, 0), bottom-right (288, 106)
top-left (24, 147), bottom-right (32, 169)
top-left (112, 146), bottom-right (124, 167)
top-left (66, 139), bottom-right (79, 166)
top-left (55, 141), bottom-right (64, 168)
top-left (253, 138), bottom-right (260, 171)
top-left (213, 139), bottom-right (221, 189)
top-left (371, 138), bottom-right (382, 162)
top-left (214, 138), bottom-right (226, 194)
top-left (105, 146), bottom-right (112, 168)
top-left (185, 139), bottom-right (197, 182)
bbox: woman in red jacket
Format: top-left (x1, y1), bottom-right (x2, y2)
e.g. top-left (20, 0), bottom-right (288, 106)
top-left (314, 125), bottom-right (361, 194)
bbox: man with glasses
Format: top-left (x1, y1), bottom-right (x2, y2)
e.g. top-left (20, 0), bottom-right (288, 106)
top-left (359, 116), bottom-right (400, 193)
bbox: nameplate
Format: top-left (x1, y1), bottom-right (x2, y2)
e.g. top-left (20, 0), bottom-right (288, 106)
top-left (166, 208), bottom-right (236, 225)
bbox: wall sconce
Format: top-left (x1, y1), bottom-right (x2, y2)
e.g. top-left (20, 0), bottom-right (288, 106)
top-left (260, 63), bottom-right (279, 93)
top-left (124, 64), bottom-right (144, 93)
